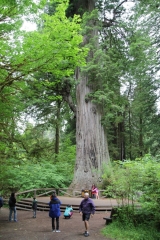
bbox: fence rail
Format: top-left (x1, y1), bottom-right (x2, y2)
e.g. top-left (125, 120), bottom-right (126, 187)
top-left (4, 188), bottom-right (106, 201)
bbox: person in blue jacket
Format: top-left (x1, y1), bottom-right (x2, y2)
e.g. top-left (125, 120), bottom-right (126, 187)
top-left (64, 205), bottom-right (73, 218)
top-left (79, 192), bottom-right (95, 237)
top-left (0, 195), bottom-right (3, 208)
top-left (49, 191), bottom-right (61, 232)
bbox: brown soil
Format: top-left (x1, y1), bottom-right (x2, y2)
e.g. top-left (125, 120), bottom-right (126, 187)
top-left (0, 208), bottom-right (113, 240)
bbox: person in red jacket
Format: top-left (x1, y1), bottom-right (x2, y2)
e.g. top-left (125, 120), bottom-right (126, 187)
top-left (91, 184), bottom-right (99, 199)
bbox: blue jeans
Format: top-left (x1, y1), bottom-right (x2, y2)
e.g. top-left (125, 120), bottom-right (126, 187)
top-left (9, 207), bottom-right (17, 221)
top-left (33, 209), bottom-right (36, 217)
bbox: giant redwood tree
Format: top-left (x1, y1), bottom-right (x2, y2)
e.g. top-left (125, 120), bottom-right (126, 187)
top-left (69, 0), bottom-right (110, 189)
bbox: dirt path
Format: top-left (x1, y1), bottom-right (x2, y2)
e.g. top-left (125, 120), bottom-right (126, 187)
top-left (0, 208), bottom-right (113, 240)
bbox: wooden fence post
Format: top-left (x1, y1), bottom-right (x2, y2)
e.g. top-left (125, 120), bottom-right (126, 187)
top-left (34, 189), bottom-right (36, 198)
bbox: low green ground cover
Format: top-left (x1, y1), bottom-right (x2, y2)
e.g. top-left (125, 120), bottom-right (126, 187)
top-left (101, 221), bottom-right (160, 240)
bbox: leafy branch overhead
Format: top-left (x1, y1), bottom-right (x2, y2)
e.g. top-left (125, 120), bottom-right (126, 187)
top-left (0, 1), bottom-right (88, 93)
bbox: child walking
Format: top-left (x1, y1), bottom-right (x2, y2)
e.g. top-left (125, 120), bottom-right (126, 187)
top-left (32, 197), bottom-right (37, 218)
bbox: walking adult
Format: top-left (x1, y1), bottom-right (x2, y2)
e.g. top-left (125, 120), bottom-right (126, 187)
top-left (0, 195), bottom-right (3, 209)
top-left (9, 192), bottom-right (17, 222)
top-left (49, 191), bottom-right (61, 232)
top-left (79, 192), bottom-right (95, 237)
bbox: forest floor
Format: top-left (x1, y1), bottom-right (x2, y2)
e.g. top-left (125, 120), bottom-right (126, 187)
top-left (0, 208), bottom-right (114, 240)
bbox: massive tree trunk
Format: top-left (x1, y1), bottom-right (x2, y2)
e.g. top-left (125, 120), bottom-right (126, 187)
top-left (70, 0), bottom-right (110, 190)
top-left (70, 72), bottom-right (110, 190)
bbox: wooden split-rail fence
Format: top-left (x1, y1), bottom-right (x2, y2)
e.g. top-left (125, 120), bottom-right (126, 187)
top-left (4, 188), bottom-right (109, 212)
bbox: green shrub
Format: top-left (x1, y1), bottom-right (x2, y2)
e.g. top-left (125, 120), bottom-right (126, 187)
top-left (102, 155), bottom-right (160, 235)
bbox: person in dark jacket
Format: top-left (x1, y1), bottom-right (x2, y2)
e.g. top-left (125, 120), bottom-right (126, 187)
top-left (79, 192), bottom-right (95, 237)
top-left (49, 191), bottom-right (61, 232)
top-left (9, 192), bottom-right (17, 222)
top-left (32, 197), bottom-right (37, 218)
top-left (0, 195), bottom-right (3, 208)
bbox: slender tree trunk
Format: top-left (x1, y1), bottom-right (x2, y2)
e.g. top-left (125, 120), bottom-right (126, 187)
top-left (129, 106), bottom-right (132, 159)
top-left (118, 121), bottom-right (125, 161)
top-left (122, 112), bottom-right (126, 160)
top-left (55, 100), bottom-right (61, 155)
top-left (139, 115), bottom-right (143, 156)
